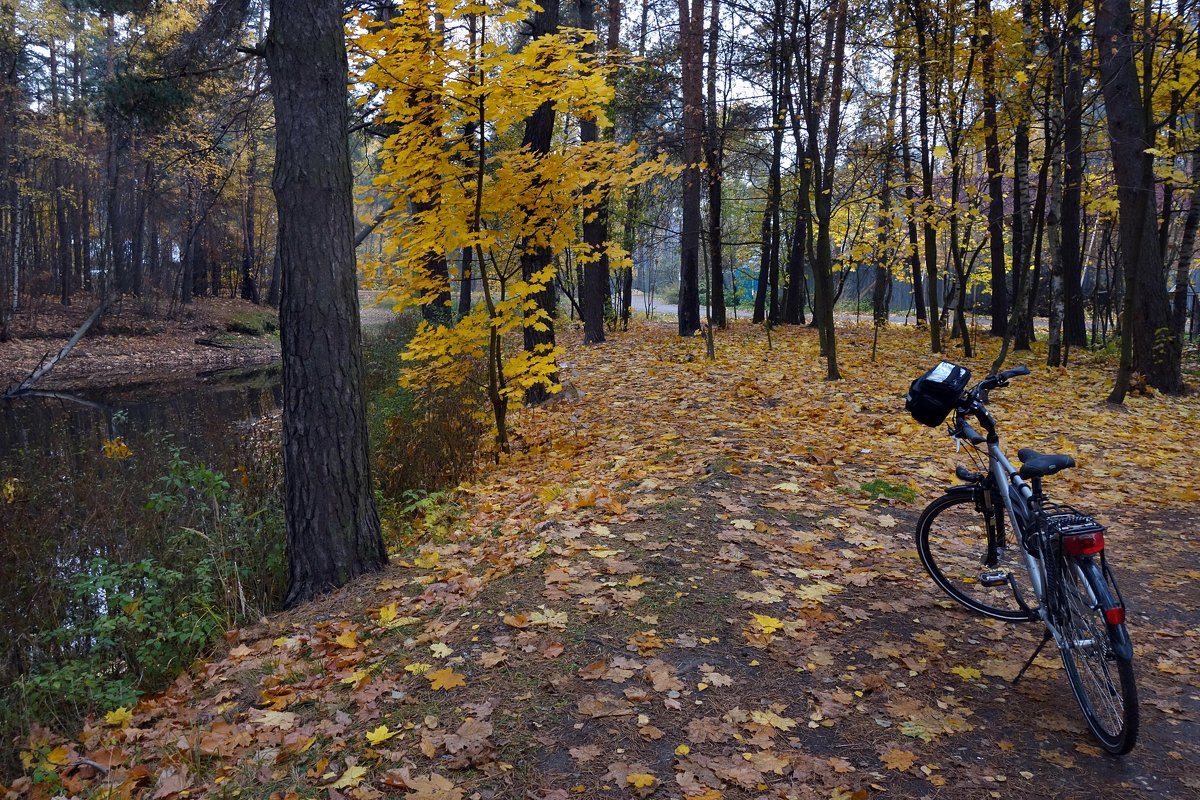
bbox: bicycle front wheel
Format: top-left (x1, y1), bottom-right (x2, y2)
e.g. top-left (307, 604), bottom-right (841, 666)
top-left (1056, 556), bottom-right (1139, 754)
top-left (916, 491), bottom-right (1034, 623)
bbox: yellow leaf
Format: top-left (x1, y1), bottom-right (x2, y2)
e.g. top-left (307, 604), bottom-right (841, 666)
top-left (627, 773), bottom-right (656, 788)
top-left (751, 614), bottom-right (784, 635)
top-left (335, 630), bottom-right (359, 649)
top-left (950, 665), bottom-right (981, 681)
top-left (249, 709), bottom-right (298, 730)
top-left (366, 725), bottom-right (398, 744)
top-left (405, 662), bottom-right (433, 674)
top-left (526, 541), bottom-right (547, 559)
top-left (378, 602), bottom-right (398, 624)
top-left (105, 706), bottom-right (133, 728)
top-left (340, 669), bottom-right (370, 686)
top-left (430, 642), bottom-right (453, 658)
top-left (426, 667), bottom-right (467, 690)
top-left (413, 551), bottom-right (440, 569)
top-left (45, 746), bottom-right (70, 766)
top-left (328, 764), bottom-right (368, 789)
top-left (749, 710), bottom-right (797, 731)
top-left (101, 437), bottom-right (133, 459)
top-left (674, 744), bottom-right (690, 756)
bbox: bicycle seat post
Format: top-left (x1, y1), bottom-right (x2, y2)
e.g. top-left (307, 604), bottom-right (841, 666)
top-left (1030, 476), bottom-right (1045, 504)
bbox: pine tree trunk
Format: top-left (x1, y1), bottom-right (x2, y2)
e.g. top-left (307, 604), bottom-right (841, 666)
top-left (265, 0), bottom-right (386, 607)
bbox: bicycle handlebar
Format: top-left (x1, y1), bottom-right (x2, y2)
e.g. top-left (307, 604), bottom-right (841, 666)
top-left (952, 365), bottom-right (1031, 443)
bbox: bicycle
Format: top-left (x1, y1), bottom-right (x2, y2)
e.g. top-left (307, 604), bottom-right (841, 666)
top-left (906, 362), bottom-right (1139, 754)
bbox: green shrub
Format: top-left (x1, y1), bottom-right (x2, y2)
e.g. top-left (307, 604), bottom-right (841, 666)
top-left (363, 315), bottom-right (487, 501)
top-left (1, 445), bottom-right (285, 772)
top-left (19, 557), bottom-right (222, 725)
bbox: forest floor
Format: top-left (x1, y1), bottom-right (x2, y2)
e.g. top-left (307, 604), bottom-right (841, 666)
top-left (6, 321), bottom-right (1199, 800)
top-left (0, 294), bottom-right (280, 394)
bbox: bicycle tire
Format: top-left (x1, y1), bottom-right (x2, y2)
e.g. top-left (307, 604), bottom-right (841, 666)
top-left (1055, 556), bottom-right (1139, 754)
top-left (916, 491), bottom-right (1034, 622)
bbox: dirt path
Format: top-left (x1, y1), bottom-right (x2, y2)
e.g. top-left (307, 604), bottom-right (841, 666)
top-left (8, 322), bottom-right (1197, 799)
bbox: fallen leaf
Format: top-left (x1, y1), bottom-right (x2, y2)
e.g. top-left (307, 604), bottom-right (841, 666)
top-left (328, 764), bottom-right (367, 789)
top-left (426, 667), bottom-right (467, 691)
top-left (880, 748), bottom-right (916, 771)
top-left (366, 725), bottom-right (398, 745)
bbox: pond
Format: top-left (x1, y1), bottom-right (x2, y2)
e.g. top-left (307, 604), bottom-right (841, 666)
top-left (0, 363), bottom-right (286, 717)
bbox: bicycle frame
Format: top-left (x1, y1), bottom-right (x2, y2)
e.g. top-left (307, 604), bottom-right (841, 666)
top-left (974, 439), bottom-right (1112, 652)
top-left (984, 442), bottom-right (1046, 602)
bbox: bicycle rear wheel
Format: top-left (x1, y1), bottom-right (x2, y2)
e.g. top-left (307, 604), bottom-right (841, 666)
top-left (1055, 556), bottom-right (1138, 754)
top-left (916, 491), bottom-right (1034, 622)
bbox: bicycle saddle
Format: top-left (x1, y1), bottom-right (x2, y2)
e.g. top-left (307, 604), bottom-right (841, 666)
top-left (1017, 448), bottom-right (1076, 479)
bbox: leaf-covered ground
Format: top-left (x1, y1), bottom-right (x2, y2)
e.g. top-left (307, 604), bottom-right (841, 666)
top-left (8, 322), bottom-right (1199, 799)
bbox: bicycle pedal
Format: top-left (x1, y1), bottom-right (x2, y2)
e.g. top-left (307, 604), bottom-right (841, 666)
top-left (978, 570), bottom-right (1009, 587)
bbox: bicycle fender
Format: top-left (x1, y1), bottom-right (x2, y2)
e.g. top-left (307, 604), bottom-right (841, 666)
top-left (1080, 558), bottom-right (1134, 661)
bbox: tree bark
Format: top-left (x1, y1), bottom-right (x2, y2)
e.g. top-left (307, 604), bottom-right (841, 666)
top-left (1097, 0), bottom-right (1182, 395)
top-left (580, 0), bottom-right (608, 344)
top-left (677, 0), bottom-right (703, 335)
top-left (518, 0), bottom-right (561, 399)
top-left (899, 53), bottom-right (926, 324)
top-left (981, 0), bottom-right (1007, 338)
top-left (1060, 0), bottom-right (1086, 347)
top-left (873, 46), bottom-right (900, 328)
top-left (703, 0), bottom-right (726, 328)
top-left (908, 0), bottom-right (940, 353)
top-left (265, 0), bottom-right (386, 606)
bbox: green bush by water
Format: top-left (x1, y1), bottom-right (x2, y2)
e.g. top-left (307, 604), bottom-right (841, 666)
top-left (1, 440), bottom-right (285, 774)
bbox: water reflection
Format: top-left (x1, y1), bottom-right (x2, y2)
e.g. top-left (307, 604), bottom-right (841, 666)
top-left (0, 362), bottom-right (282, 459)
top-left (0, 364), bottom-right (284, 696)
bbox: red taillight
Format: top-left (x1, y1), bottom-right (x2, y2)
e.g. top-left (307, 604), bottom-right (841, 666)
top-left (1062, 531), bottom-right (1105, 556)
top-left (1104, 607), bottom-right (1125, 625)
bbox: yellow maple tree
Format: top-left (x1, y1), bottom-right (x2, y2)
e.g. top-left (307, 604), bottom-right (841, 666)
top-left (350, 0), bottom-right (670, 449)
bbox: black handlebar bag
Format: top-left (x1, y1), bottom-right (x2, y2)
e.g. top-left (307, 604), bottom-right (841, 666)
top-left (906, 361), bottom-right (971, 427)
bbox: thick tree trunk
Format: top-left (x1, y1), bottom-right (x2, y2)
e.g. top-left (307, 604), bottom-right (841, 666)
top-left (703, 0), bottom-right (725, 328)
top-left (579, 0), bottom-right (608, 344)
top-left (1061, 0), bottom-right (1086, 347)
top-left (265, 0), bottom-right (386, 606)
top-left (982, 0), bottom-right (1007, 338)
top-left (899, 58), bottom-right (926, 324)
top-left (518, 0), bottom-right (561, 400)
top-left (912, 8), bottom-right (940, 353)
top-left (812, 0), bottom-right (846, 379)
top-left (1097, 0), bottom-right (1181, 395)
top-left (677, 0), bottom-right (703, 335)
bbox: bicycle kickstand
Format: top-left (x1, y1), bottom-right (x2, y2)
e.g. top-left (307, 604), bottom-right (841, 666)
top-left (1012, 628), bottom-right (1053, 686)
